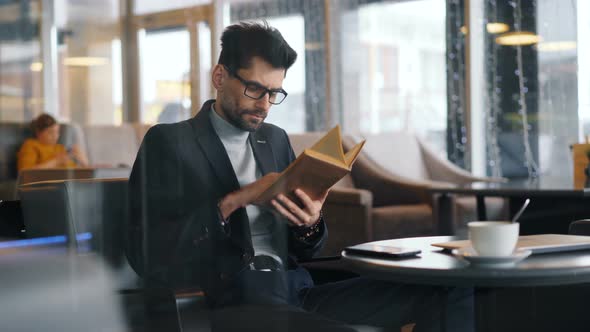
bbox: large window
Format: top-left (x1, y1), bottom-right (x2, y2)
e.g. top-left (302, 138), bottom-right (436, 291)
top-left (473, 0), bottom-right (584, 178)
top-left (338, 0), bottom-right (448, 153)
top-left (261, 15), bottom-right (306, 133)
top-left (138, 28), bottom-right (191, 124)
top-left (0, 0), bottom-right (42, 122)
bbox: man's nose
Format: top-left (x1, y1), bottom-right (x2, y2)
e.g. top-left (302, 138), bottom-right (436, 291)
top-left (255, 93), bottom-right (272, 112)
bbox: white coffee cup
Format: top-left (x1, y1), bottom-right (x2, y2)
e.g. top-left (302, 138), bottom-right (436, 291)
top-left (468, 221), bottom-right (519, 256)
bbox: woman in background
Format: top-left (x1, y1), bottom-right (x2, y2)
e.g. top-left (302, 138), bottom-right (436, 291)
top-left (17, 113), bottom-right (88, 171)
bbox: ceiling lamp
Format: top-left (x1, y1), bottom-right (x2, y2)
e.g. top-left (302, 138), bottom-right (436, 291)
top-left (495, 31), bottom-right (541, 46)
top-left (486, 22), bottom-right (509, 34)
top-left (536, 41), bottom-right (577, 52)
top-left (63, 57), bottom-right (109, 67)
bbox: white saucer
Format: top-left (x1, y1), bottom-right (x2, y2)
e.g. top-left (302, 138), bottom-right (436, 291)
top-left (453, 247), bottom-right (532, 268)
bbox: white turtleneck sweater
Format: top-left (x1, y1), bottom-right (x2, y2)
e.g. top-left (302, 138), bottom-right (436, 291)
top-left (209, 105), bottom-right (282, 264)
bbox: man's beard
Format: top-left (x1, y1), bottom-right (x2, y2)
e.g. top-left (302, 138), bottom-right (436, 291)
top-left (220, 100), bottom-right (266, 132)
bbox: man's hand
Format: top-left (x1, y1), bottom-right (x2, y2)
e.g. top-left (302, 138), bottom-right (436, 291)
top-left (218, 172), bottom-right (280, 220)
top-left (271, 188), bottom-right (329, 227)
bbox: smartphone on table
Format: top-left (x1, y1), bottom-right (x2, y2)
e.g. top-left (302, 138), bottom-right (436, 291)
top-left (344, 243), bottom-right (421, 258)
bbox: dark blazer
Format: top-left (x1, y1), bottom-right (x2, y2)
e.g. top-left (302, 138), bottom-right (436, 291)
top-left (126, 100), bottom-right (327, 304)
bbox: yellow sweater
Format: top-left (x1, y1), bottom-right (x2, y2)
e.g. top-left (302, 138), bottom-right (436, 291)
top-left (17, 138), bottom-right (77, 171)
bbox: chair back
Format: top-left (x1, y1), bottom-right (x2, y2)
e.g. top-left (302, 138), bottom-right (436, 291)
top-left (360, 132), bottom-right (430, 181)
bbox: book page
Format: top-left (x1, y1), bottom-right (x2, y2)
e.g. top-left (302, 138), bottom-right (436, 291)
top-left (344, 140), bottom-right (366, 167)
top-left (253, 151), bottom-right (349, 205)
top-left (309, 126), bottom-right (345, 163)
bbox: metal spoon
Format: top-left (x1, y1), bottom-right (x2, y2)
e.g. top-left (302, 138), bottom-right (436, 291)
top-left (511, 198), bottom-right (530, 223)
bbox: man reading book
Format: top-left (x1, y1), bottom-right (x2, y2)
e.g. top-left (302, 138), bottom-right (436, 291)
top-left (127, 21), bottom-right (473, 332)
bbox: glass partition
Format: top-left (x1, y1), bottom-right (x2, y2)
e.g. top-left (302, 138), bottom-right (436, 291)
top-left (0, 0), bottom-right (42, 122)
top-left (138, 27), bottom-right (191, 124)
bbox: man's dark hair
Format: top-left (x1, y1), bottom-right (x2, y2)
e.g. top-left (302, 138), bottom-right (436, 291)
top-left (218, 21), bottom-right (297, 74)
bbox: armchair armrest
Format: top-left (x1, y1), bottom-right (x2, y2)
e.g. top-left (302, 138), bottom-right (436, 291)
top-left (321, 187), bottom-right (373, 256)
top-left (326, 187), bottom-right (372, 206)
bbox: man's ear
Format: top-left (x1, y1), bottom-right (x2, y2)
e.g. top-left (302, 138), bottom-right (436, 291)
top-left (211, 64), bottom-right (226, 91)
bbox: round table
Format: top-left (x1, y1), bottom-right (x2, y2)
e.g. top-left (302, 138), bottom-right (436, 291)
top-left (341, 236), bottom-right (590, 332)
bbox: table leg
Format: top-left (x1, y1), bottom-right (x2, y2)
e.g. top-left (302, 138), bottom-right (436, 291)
top-left (436, 193), bottom-right (455, 235)
top-left (476, 195), bottom-right (487, 221)
top-left (475, 288), bottom-right (497, 332)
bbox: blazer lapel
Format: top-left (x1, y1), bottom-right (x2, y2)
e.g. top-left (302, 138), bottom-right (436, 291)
top-left (189, 100), bottom-right (240, 192)
top-left (189, 101), bottom-right (252, 250)
top-left (249, 129), bottom-right (278, 175)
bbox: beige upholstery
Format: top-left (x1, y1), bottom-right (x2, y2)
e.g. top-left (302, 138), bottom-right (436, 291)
top-left (343, 137), bottom-right (436, 241)
top-left (83, 124), bottom-right (139, 167)
top-left (362, 132), bottom-right (430, 181)
top-left (357, 132), bottom-right (508, 235)
top-left (132, 123), bottom-right (152, 146)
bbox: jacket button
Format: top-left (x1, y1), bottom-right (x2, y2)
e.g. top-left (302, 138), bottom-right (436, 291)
top-left (220, 273), bottom-right (229, 281)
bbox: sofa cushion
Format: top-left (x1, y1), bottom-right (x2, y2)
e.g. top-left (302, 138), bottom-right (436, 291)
top-left (361, 132), bottom-right (430, 181)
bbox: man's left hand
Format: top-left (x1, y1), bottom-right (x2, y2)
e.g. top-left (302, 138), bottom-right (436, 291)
top-left (271, 188), bottom-right (328, 227)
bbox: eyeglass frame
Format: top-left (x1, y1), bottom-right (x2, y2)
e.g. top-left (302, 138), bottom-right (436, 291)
top-left (223, 65), bottom-right (288, 105)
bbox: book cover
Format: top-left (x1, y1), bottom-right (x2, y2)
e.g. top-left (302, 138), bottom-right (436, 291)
top-left (253, 126), bottom-right (365, 205)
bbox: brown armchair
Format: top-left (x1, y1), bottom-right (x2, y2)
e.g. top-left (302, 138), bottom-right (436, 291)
top-left (342, 136), bottom-right (436, 241)
top-left (357, 131), bottom-right (508, 236)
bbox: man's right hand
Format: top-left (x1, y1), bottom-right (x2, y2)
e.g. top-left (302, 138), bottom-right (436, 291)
top-left (218, 172), bottom-right (280, 220)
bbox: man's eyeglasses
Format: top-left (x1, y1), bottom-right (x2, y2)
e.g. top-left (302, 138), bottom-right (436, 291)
top-left (225, 66), bottom-right (288, 105)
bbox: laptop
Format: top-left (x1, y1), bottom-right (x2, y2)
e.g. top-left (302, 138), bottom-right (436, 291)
top-left (432, 234), bottom-right (590, 254)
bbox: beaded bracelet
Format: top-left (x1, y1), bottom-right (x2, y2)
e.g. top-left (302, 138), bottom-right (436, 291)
top-left (293, 211), bottom-right (323, 241)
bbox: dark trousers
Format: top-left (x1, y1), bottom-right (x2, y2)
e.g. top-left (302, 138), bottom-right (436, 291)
top-left (213, 267), bottom-right (474, 332)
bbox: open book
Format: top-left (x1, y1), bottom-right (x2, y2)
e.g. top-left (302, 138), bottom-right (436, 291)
top-left (253, 125), bottom-right (365, 205)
